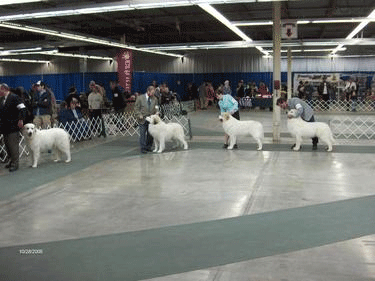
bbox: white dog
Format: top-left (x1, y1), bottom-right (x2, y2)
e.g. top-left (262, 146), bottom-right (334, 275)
top-left (287, 109), bottom-right (334, 151)
top-left (23, 123), bottom-right (71, 168)
top-left (145, 114), bottom-right (188, 153)
top-left (219, 112), bottom-right (264, 150)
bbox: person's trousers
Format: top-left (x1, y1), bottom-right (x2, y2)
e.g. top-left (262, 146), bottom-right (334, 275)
top-left (307, 116), bottom-right (319, 145)
top-left (33, 115), bottom-right (51, 129)
top-left (139, 121), bottom-right (153, 152)
top-left (4, 132), bottom-right (20, 167)
top-left (90, 109), bottom-right (106, 137)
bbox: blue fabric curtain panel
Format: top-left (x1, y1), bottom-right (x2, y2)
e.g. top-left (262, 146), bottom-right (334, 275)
top-left (4, 70), bottom-right (371, 102)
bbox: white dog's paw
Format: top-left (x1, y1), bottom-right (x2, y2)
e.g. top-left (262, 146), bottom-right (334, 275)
top-left (65, 159), bottom-right (71, 163)
top-left (257, 147), bottom-right (262, 151)
top-left (153, 149), bottom-right (158, 152)
top-left (326, 146), bottom-right (333, 152)
top-left (32, 165), bottom-right (37, 168)
top-left (293, 147), bottom-right (301, 151)
top-left (54, 159), bottom-right (59, 162)
top-left (227, 146), bottom-right (233, 150)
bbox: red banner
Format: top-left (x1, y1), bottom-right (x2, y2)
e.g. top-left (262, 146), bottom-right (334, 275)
top-left (117, 49), bottom-right (133, 93)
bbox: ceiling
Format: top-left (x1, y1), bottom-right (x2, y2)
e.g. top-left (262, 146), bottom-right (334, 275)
top-left (0, 0), bottom-right (375, 61)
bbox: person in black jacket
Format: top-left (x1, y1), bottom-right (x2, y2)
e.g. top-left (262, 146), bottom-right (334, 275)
top-left (0, 83), bottom-right (27, 172)
top-left (110, 81), bottom-right (126, 113)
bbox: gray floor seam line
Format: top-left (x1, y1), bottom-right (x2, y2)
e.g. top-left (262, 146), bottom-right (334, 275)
top-left (241, 151), bottom-right (275, 215)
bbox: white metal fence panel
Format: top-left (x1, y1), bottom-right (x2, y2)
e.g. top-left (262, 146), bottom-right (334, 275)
top-left (0, 108), bottom-right (192, 162)
top-left (330, 116), bottom-right (375, 141)
top-left (306, 100), bottom-right (375, 112)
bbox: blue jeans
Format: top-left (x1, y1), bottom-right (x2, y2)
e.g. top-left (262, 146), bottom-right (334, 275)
top-left (139, 121), bottom-right (153, 152)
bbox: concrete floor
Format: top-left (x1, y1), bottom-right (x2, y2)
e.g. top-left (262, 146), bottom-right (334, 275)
top-left (0, 107), bottom-right (375, 281)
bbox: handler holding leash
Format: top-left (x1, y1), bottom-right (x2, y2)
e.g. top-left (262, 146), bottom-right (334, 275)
top-left (217, 91), bottom-right (239, 149)
top-left (135, 85), bottom-right (159, 154)
top-left (0, 83), bottom-right (27, 172)
top-left (276, 96), bottom-right (318, 150)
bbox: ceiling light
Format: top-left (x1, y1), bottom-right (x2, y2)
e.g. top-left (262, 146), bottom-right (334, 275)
top-left (296, 20), bottom-right (310, 24)
top-left (198, 3), bottom-right (252, 42)
top-left (312, 18), bottom-right (366, 24)
top-left (233, 21), bottom-right (273, 26)
top-left (40, 51), bottom-right (113, 60)
top-left (267, 47), bottom-right (347, 53)
top-left (197, 3), bottom-right (270, 55)
top-left (0, 0), bottom-right (43, 5)
top-left (0, 22), bottom-right (183, 58)
top-left (0, 58), bottom-right (49, 63)
top-left (0, 47), bottom-right (42, 55)
top-left (330, 9), bottom-right (375, 56)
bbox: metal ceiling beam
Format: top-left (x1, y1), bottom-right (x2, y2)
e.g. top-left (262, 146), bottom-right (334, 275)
top-left (136, 38), bottom-right (375, 50)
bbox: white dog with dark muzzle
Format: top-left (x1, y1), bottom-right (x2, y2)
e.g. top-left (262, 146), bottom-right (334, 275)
top-left (287, 109), bottom-right (334, 151)
top-left (145, 114), bottom-right (188, 153)
top-left (23, 123), bottom-right (71, 168)
top-left (219, 112), bottom-right (264, 150)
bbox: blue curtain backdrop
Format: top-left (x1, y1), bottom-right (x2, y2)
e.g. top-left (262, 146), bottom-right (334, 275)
top-left (4, 71), bottom-right (372, 102)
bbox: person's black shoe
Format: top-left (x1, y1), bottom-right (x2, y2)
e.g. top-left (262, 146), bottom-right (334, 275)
top-left (233, 144), bottom-right (238, 149)
top-left (312, 144), bottom-right (318, 150)
top-left (9, 165), bottom-right (18, 172)
top-left (141, 150), bottom-right (148, 154)
top-left (222, 144), bottom-right (228, 149)
top-left (5, 162), bottom-right (11, 169)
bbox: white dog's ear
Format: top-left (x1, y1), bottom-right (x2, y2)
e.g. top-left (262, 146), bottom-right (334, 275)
top-left (153, 115), bottom-right (161, 125)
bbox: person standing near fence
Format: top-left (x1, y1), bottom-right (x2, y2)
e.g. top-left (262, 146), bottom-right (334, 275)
top-left (88, 85), bottom-right (106, 138)
top-left (110, 80), bottom-right (126, 114)
top-left (134, 85), bottom-right (158, 154)
top-left (0, 83), bottom-right (26, 172)
top-left (345, 78), bottom-right (357, 112)
top-left (198, 81), bottom-right (207, 110)
top-left (32, 81), bottom-right (52, 129)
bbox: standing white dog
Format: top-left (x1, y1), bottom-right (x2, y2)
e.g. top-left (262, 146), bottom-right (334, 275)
top-left (219, 112), bottom-right (264, 150)
top-left (287, 109), bottom-right (334, 151)
top-left (145, 114), bottom-right (188, 153)
top-left (23, 123), bottom-right (71, 168)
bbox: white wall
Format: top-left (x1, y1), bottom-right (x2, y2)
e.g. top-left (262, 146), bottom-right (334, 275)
top-left (1, 49), bottom-right (375, 76)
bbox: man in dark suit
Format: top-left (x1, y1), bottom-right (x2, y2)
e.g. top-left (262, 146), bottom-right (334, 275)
top-left (0, 83), bottom-right (27, 172)
top-left (134, 85), bottom-right (159, 153)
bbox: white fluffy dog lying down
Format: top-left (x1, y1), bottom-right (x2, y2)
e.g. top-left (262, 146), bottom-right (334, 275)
top-left (287, 109), bottom-right (335, 152)
top-left (145, 114), bottom-right (188, 153)
top-left (23, 123), bottom-right (71, 168)
top-left (219, 112), bottom-right (264, 150)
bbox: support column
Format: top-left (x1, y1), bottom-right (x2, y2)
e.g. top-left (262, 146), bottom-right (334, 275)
top-left (287, 47), bottom-right (292, 99)
top-left (79, 57), bottom-right (87, 91)
top-left (272, 1), bottom-right (281, 143)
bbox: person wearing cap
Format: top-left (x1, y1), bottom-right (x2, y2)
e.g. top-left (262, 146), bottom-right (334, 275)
top-left (32, 81), bottom-right (52, 128)
top-left (0, 83), bottom-right (27, 172)
top-left (276, 96), bottom-right (318, 150)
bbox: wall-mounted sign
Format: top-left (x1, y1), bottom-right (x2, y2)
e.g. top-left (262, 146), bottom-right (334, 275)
top-left (281, 21), bottom-right (298, 39)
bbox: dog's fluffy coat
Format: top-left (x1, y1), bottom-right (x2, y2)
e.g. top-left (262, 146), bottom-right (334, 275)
top-left (219, 112), bottom-right (264, 150)
top-left (287, 109), bottom-right (334, 151)
top-left (23, 123), bottom-right (71, 168)
top-left (146, 114), bottom-right (188, 153)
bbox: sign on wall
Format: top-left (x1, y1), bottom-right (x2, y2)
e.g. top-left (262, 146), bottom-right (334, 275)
top-left (281, 21), bottom-right (298, 40)
top-left (117, 49), bottom-right (133, 93)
